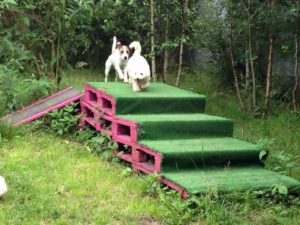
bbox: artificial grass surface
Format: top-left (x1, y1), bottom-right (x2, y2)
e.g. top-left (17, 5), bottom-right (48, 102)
top-left (88, 82), bottom-right (206, 114)
top-left (120, 113), bottom-right (234, 140)
top-left (162, 166), bottom-right (300, 194)
top-left (139, 137), bottom-right (263, 169)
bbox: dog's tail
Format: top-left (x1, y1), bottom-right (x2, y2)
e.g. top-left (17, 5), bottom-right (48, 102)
top-left (112, 36), bottom-right (117, 53)
top-left (129, 41), bottom-right (142, 55)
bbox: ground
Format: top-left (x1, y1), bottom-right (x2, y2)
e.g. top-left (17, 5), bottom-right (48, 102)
top-left (0, 69), bottom-right (300, 225)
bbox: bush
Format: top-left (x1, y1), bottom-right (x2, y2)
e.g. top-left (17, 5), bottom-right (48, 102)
top-left (43, 103), bottom-right (80, 136)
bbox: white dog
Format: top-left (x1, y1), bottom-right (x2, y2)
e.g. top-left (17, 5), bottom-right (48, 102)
top-left (0, 175), bottom-right (7, 198)
top-left (124, 41), bottom-right (151, 91)
top-left (104, 36), bottom-right (130, 82)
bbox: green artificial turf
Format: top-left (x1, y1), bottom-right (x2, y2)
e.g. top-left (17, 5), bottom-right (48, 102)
top-left (162, 166), bottom-right (300, 194)
top-left (88, 82), bottom-right (206, 114)
top-left (139, 137), bottom-right (263, 169)
top-left (120, 113), bottom-right (234, 140)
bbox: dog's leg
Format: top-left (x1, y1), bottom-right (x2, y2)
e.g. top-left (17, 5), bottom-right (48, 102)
top-left (115, 71), bottom-right (119, 82)
top-left (115, 65), bottom-right (124, 80)
top-left (123, 67), bottom-right (129, 83)
top-left (132, 80), bottom-right (141, 92)
top-left (105, 61), bottom-right (112, 82)
top-left (140, 78), bottom-right (150, 90)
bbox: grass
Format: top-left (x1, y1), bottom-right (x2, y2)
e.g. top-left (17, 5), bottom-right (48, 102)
top-left (1, 68), bottom-right (300, 224)
top-left (0, 129), bottom-right (163, 225)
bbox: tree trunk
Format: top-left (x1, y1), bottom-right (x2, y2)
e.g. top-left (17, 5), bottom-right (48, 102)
top-left (150, 0), bottom-right (157, 82)
top-left (50, 40), bottom-right (56, 78)
top-left (176, 0), bottom-right (189, 87)
top-left (163, 14), bottom-right (169, 83)
top-left (292, 1), bottom-right (299, 111)
top-left (263, 0), bottom-right (276, 117)
top-left (229, 25), bottom-right (246, 111)
top-left (292, 35), bottom-right (298, 111)
top-left (247, 12), bottom-right (256, 108)
top-left (245, 41), bottom-right (250, 91)
top-left (264, 37), bottom-right (274, 116)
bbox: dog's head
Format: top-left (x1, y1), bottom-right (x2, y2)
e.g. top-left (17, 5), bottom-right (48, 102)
top-left (133, 72), bottom-right (150, 80)
top-left (118, 45), bottom-right (130, 61)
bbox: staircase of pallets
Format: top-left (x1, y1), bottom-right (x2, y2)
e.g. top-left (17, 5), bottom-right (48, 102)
top-left (80, 82), bottom-right (300, 198)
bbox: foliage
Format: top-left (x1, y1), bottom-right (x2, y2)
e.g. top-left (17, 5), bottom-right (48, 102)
top-left (24, 77), bottom-right (53, 101)
top-left (0, 65), bottom-right (22, 113)
top-left (43, 103), bottom-right (80, 136)
top-left (84, 132), bottom-right (117, 161)
top-left (76, 126), bottom-right (118, 161)
top-left (0, 122), bottom-right (16, 147)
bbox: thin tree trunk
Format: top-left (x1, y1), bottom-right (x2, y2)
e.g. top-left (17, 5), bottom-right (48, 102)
top-left (264, 37), bottom-right (274, 116)
top-left (248, 13), bottom-right (256, 108)
top-left (242, 0), bottom-right (256, 108)
top-left (50, 40), bottom-right (56, 78)
top-left (292, 0), bottom-right (300, 111)
top-left (245, 41), bottom-right (250, 91)
top-left (292, 36), bottom-right (298, 111)
top-left (229, 24), bottom-right (245, 111)
top-left (176, 0), bottom-right (189, 87)
top-left (150, 0), bottom-right (157, 81)
top-left (163, 14), bottom-right (169, 83)
top-left (263, 0), bottom-right (276, 117)
top-left (34, 60), bottom-right (42, 80)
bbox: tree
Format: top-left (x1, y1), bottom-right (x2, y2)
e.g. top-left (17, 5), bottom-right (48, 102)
top-left (176, 0), bottom-right (189, 87)
top-left (150, 0), bottom-right (157, 81)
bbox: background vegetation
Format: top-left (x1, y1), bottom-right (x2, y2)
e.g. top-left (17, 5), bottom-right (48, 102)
top-left (1, 0), bottom-right (300, 224)
top-left (0, 0), bottom-right (299, 116)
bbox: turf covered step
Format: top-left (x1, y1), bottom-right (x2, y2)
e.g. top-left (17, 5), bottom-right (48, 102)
top-left (84, 82), bottom-right (206, 115)
top-left (114, 113), bottom-right (234, 143)
top-left (162, 166), bottom-right (300, 195)
top-left (135, 138), bottom-right (264, 172)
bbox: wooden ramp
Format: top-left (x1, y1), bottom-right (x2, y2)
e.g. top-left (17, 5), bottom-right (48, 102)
top-left (0, 87), bottom-right (83, 127)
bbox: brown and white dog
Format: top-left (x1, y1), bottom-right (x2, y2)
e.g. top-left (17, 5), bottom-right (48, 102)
top-left (104, 36), bottom-right (130, 82)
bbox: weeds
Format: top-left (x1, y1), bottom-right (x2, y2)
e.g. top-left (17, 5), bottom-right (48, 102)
top-left (76, 127), bottom-right (118, 161)
top-left (43, 103), bottom-right (80, 136)
top-left (0, 122), bottom-right (17, 146)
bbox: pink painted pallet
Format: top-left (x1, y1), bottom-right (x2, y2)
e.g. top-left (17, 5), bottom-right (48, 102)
top-left (83, 83), bottom-right (116, 116)
top-left (112, 117), bottom-right (163, 174)
top-left (113, 140), bottom-right (134, 164)
top-left (112, 117), bottom-right (139, 144)
top-left (161, 178), bottom-right (189, 199)
top-left (80, 100), bottom-right (113, 135)
top-left (0, 87), bottom-right (83, 127)
top-left (132, 144), bottom-right (162, 174)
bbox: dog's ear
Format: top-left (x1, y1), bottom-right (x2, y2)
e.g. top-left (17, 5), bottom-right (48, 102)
top-left (130, 47), bottom-right (135, 56)
top-left (116, 42), bottom-right (122, 49)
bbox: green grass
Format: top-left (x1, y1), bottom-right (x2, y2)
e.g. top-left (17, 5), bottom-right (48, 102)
top-left (0, 129), bottom-right (163, 225)
top-left (1, 69), bottom-right (300, 224)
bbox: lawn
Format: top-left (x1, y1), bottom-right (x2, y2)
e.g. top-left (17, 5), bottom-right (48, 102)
top-left (1, 69), bottom-right (300, 225)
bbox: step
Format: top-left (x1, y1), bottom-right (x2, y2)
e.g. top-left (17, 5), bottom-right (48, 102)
top-left (162, 166), bottom-right (300, 195)
top-left (113, 114), bottom-right (234, 143)
top-left (134, 138), bottom-right (264, 174)
top-left (84, 82), bottom-right (206, 116)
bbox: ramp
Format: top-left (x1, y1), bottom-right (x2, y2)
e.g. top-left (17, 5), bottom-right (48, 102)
top-left (0, 87), bottom-right (83, 127)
